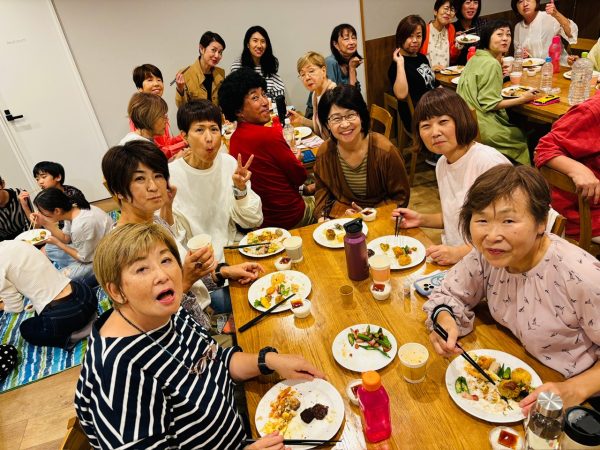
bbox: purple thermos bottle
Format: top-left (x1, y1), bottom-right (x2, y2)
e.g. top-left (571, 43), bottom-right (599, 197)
top-left (343, 218), bottom-right (369, 281)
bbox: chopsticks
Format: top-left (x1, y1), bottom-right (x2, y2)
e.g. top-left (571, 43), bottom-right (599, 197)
top-left (243, 439), bottom-right (341, 446)
top-left (394, 205), bottom-right (404, 246)
top-left (27, 214), bottom-right (36, 232)
top-left (224, 242), bottom-right (271, 250)
top-left (238, 294), bottom-right (295, 332)
top-left (169, 66), bottom-right (190, 86)
top-left (433, 322), bottom-right (496, 385)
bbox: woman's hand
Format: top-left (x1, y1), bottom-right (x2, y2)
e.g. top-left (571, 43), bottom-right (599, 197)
top-left (545, 0), bottom-right (558, 17)
top-left (287, 109), bottom-right (305, 127)
top-left (570, 165), bottom-right (600, 204)
top-left (521, 89), bottom-right (543, 103)
top-left (222, 262), bottom-right (264, 285)
top-left (182, 246), bottom-right (215, 290)
top-left (432, 64), bottom-right (444, 72)
top-left (175, 72), bottom-right (186, 93)
top-left (519, 380), bottom-right (585, 415)
top-left (391, 207), bottom-right (421, 228)
top-left (349, 56), bottom-right (363, 70)
top-left (244, 432), bottom-right (288, 450)
top-left (392, 48), bottom-right (404, 65)
top-left (165, 184), bottom-right (177, 207)
top-left (232, 154), bottom-right (254, 191)
top-left (567, 54), bottom-right (579, 66)
top-left (45, 235), bottom-right (60, 246)
top-left (17, 190), bottom-right (30, 206)
top-left (429, 311), bottom-right (462, 357)
top-left (426, 245), bottom-right (467, 266)
top-left (266, 353), bottom-right (326, 381)
top-left (30, 212), bottom-right (50, 228)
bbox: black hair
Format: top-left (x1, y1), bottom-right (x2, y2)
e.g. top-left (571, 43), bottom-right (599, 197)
top-left (480, 20), bottom-right (512, 50)
top-left (34, 187), bottom-right (90, 212)
top-left (199, 31), bottom-right (226, 50)
top-left (33, 161), bottom-right (65, 184)
top-left (511, 0), bottom-right (540, 20)
top-left (453, 0), bottom-right (482, 22)
top-left (177, 100), bottom-right (223, 133)
top-left (240, 26), bottom-right (279, 77)
top-left (434, 0), bottom-right (453, 10)
top-left (132, 64), bottom-right (163, 89)
top-left (317, 84), bottom-right (370, 143)
top-left (218, 68), bottom-right (268, 122)
top-left (329, 23), bottom-right (363, 67)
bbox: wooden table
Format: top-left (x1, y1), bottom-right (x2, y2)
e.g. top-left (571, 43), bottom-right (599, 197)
top-left (225, 204), bottom-right (562, 449)
top-left (436, 65), bottom-right (574, 123)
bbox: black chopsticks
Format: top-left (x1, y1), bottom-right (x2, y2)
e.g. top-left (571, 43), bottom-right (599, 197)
top-left (433, 322), bottom-right (496, 385)
top-left (224, 242), bottom-right (270, 250)
top-left (394, 206), bottom-right (403, 239)
top-left (244, 439), bottom-right (340, 446)
top-left (238, 294), bottom-right (295, 332)
top-left (169, 66), bottom-right (191, 86)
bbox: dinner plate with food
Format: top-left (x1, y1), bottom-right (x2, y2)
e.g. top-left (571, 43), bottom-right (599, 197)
top-left (294, 126), bottom-right (312, 141)
top-left (255, 378), bottom-right (344, 449)
top-left (332, 323), bottom-right (398, 372)
top-left (312, 218), bottom-right (368, 249)
top-left (456, 34), bottom-right (480, 45)
top-left (522, 58), bottom-right (545, 67)
top-left (501, 86), bottom-right (534, 98)
top-left (367, 236), bottom-right (426, 270)
top-left (15, 229), bottom-right (51, 247)
top-left (239, 227), bottom-right (291, 258)
top-left (248, 270), bottom-right (311, 313)
top-left (563, 70), bottom-right (600, 80)
top-left (440, 65), bottom-right (465, 75)
top-left (445, 349), bottom-right (542, 423)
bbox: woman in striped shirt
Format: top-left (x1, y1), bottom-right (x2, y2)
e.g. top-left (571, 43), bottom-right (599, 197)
top-left (0, 175), bottom-right (29, 241)
top-left (76, 223), bottom-right (324, 449)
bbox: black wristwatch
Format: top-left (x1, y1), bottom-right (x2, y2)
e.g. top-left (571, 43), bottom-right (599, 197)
top-left (214, 263), bottom-right (229, 287)
top-left (258, 346), bottom-right (278, 375)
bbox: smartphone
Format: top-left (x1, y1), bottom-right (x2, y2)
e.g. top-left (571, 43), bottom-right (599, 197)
top-left (275, 95), bottom-right (287, 125)
top-left (413, 271), bottom-right (447, 297)
top-left (532, 94), bottom-right (560, 106)
top-left (301, 149), bottom-right (316, 163)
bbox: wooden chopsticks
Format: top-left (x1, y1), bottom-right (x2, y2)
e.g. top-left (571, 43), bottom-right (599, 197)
top-left (238, 294), bottom-right (295, 332)
top-left (244, 439), bottom-right (341, 445)
top-left (224, 242), bottom-right (271, 250)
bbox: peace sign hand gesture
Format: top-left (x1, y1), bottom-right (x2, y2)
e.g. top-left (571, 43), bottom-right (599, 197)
top-left (232, 154), bottom-right (254, 190)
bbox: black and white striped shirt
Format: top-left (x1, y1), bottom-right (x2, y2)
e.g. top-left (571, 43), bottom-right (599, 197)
top-left (230, 58), bottom-right (286, 100)
top-left (75, 307), bottom-right (246, 449)
top-left (0, 188), bottom-right (29, 241)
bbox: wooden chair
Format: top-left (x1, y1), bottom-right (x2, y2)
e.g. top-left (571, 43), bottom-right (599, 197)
top-left (369, 104), bottom-right (393, 140)
top-left (383, 93), bottom-right (419, 186)
top-left (540, 166), bottom-right (598, 252)
top-left (59, 417), bottom-right (90, 450)
top-left (550, 213), bottom-right (567, 237)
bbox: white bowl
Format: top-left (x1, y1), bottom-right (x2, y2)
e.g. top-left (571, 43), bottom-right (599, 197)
top-left (345, 378), bottom-right (362, 406)
top-left (360, 208), bottom-right (377, 222)
top-left (525, 69), bottom-right (536, 76)
top-left (274, 256), bottom-right (292, 271)
top-left (291, 299), bottom-right (311, 319)
top-left (370, 282), bottom-right (391, 301)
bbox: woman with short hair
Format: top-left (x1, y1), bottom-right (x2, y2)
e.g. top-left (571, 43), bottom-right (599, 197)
top-left (424, 164), bottom-right (600, 411)
top-left (119, 92), bottom-right (169, 147)
top-left (326, 24), bottom-right (363, 89)
top-left (453, 0), bottom-right (489, 65)
top-left (313, 85), bottom-right (410, 220)
top-left (230, 26), bottom-right (285, 99)
top-left (75, 223), bottom-right (324, 449)
top-left (421, 0), bottom-right (460, 71)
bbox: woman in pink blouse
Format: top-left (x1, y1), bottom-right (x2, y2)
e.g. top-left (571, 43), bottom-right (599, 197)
top-left (424, 164), bottom-right (600, 411)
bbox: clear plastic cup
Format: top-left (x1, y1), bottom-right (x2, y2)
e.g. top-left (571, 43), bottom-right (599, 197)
top-left (369, 254), bottom-right (391, 284)
top-left (398, 343), bottom-right (429, 383)
top-left (283, 236), bottom-right (303, 262)
top-left (510, 72), bottom-right (522, 85)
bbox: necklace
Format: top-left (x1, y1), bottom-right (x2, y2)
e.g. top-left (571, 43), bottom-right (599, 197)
top-left (116, 309), bottom-right (217, 376)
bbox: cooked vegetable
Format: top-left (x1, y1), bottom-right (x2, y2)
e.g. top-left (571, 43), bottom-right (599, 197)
top-left (455, 376), bottom-right (469, 394)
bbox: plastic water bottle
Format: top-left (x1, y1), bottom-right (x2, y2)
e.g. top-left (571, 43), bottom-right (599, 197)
top-left (568, 52), bottom-right (594, 105)
top-left (357, 371), bottom-right (392, 443)
top-left (283, 118), bottom-right (295, 151)
top-left (343, 218), bottom-right (369, 281)
top-left (540, 57), bottom-right (554, 93)
top-left (514, 45), bottom-right (523, 73)
top-left (548, 36), bottom-right (562, 73)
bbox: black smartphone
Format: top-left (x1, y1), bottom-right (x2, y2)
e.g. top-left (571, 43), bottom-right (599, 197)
top-left (301, 149), bottom-right (316, 163)
top-left (275, 95), bottom-right (287, 125)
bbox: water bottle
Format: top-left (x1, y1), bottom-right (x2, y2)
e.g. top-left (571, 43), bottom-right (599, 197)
top-left (283, 118), bottom-right (296, 151)
top-left (548, 36), bottom-right (562, 73)
top-left (467, 46), bottom-right (476, 62)
top-left (525, 391), bottom-right (564, 449)
top-left (343, 218), bottom-right (369, 281)
top-left (540, 57), bottom-right (554, 93)
top-left (568, 52), bottom-right (594, 105)
top-left (514, 45), bottom-right (523, 73)
top-left (357, 371), bottom-right (392, 443)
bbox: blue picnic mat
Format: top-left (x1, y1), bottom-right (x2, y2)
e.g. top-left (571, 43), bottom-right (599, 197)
top-left (0, 287), bottom-right (111, 393)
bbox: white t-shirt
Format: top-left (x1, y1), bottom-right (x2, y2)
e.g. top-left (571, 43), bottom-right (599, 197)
top-left (63, 206), bottom-right (114, 263)
top-left (118, 132), bottom-right (150, 146)
top-left (435, 142), bottom-right (511, 246)
top-left (0, 240), bottom-right (70, 314)
top-left (169, 153), bottom-right (263, 262)
top-left (514, 12), bottom-right (578, 66)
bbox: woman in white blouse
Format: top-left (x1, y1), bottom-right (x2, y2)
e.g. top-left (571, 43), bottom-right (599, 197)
top-left (512, 0), bottom-right (578, 66)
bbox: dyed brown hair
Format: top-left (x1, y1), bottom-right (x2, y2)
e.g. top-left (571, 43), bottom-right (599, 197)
top-left (395, 15), bottom-right (427, 50)
top-left (127, 92), bottom-right (167, 131)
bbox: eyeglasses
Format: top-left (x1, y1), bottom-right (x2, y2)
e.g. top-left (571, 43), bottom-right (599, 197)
top-left (440, 6), bottom-right (456, 13)
top-left (190, 342), bottom-right (218, 375)
top-left (327, 112), bottom-right (359, 125)
top-left (298, 68), bottom-right (320, 80)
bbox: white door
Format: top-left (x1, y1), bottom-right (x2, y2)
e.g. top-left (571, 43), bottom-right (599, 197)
top-left (0, 0), bottom-right (108, 201)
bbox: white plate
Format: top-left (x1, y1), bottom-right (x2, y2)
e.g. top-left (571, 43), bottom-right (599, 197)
top-left (248, 270), bottom-right (311, 313)
top-left (451, 76), bottom-right (461, 85)
top-left (367, 235), bottom-right (426, 270)
top-left (563, 70), bottom-right (600, 80)
top-left (255, 379), bottom-right (344, 449)
top-left (332, 323), bottom-right (398, 372)
top-left (294, 126), bottom-right (312, 140)
top-left (440, 65), bottom-right (465, 75)
top-left (239, 227), bottom-right (291, 258)
top-left (501, 85), bottom-right (534, 98)
top-left (445, 349), bottom-right (542, 424)
top-left (456, 34), bottom-right (480, 45)
top-left (522, 58), bottom-right (545, 67)
top-left (312, 218), bottom-right (368, 249)
top-left (15, 229), bottom-right (51, 246)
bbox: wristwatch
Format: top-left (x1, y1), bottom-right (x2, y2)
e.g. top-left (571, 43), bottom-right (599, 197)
top-left (232, 185), bottom-right (247, 200)
top-left (258, 346), bottom-right (278, 375)
top-left (214, 263), bottom-right (228, 287)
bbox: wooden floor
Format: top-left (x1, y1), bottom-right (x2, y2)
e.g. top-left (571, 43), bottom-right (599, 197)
top-left (0, 163), bottom-right (440, 449)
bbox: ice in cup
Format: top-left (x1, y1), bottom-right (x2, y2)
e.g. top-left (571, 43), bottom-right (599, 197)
top-left (187, 234), bottom-right (212, 252)
top-left (398, 343), bottom-right (429, 383)
top-left (283, 236), bottom-right (303, 263)
top-left (369, 254), bottom-right (391, 284)
top-left (510, 71), bottom-right (522, 85)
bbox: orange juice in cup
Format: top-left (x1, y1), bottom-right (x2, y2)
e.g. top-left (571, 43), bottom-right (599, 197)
top-left (369, 255), bottom-right (391, 284)
top-left (510, 71), bottom-right (522, 85)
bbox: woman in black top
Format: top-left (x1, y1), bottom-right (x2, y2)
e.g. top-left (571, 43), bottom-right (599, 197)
top-left (453, 0), bottom-right (488, 64)
top-left (0, 175), bottom-right (30, 241)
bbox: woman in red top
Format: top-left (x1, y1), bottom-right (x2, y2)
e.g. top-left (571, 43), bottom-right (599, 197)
top-left (420, 0), bottom-right (461, 71)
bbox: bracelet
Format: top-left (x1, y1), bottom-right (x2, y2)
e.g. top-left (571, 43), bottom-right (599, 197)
top-left (431, 304), bottom-right (454, 324)
top-left (214, 263), bottom-right (229, 287)
top-left (232, 185), bottom-right (247, 200)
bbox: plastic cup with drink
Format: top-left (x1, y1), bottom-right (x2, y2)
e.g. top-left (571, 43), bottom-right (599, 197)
top-left (398, 343), bottom-right (429, 383)
top-left (283, 236), bottom-right (303, 263)
top-left (510, 71), bottom-right (523, 86)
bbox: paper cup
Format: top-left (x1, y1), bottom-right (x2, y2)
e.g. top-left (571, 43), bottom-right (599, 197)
top-left (187, 234), bottom-right (212, 252)
top-left (398, 343), bottom-right (429, 383)
top-left (339, 285), bottom-right (354, 302)
top-left (283, 236), bottom-right (303, 262)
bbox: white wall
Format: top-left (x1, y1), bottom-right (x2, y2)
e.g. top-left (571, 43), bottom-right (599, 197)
top-left (362, 0), bottom-right (512, 40)
top-left (52, 0), bottom-right (365, 146)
